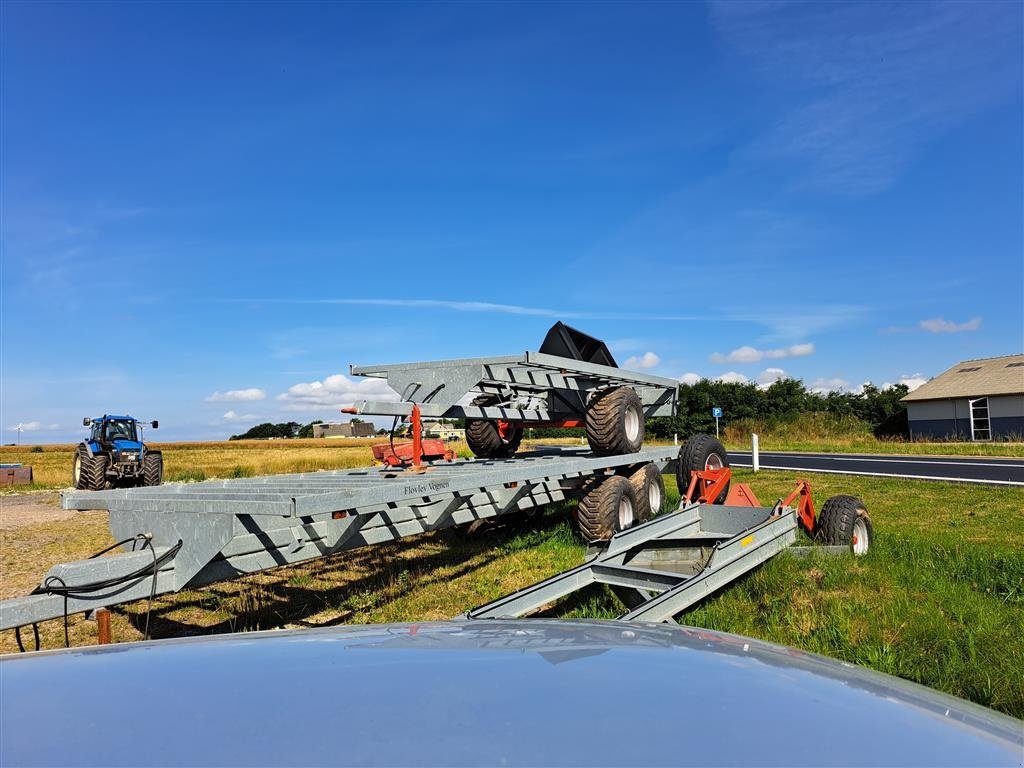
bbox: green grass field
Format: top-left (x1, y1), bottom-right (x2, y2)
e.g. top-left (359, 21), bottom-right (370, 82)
top-left (1, 461), bottom-right (1021, 717)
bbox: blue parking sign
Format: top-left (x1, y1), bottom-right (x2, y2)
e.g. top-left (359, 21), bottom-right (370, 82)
top-left (712, 407), bottom-right (723, 418)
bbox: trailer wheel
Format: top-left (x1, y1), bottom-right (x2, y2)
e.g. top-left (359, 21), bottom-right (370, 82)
top-left (585, 386), bottom-right (644, 456)
top-left (628, 463), bottom-right (665, 522)
top-left (576, 475), bottom-right (637, 542)
top-left (465, 396), bottom-right (524, 459)
top-left (143, 451), bottom-right (164, 487)
top-left (74, 446), bottom-right (107, 491)
top-left (816, 495), bottom-right (873, 555)
top-left (677, 434), bottom-right (730, 504)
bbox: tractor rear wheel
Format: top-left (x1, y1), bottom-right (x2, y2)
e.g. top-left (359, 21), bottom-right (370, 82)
top-left (143, 451), bottom-right (164, 487)
top-left (74, 446), bottom-right (108, 491)
top-left (627, 463), bottom-right (665, 523)
top-left (585, 386), bottom-right (644, 456)
top-left (676, 435), bottom-right (730, 504)
top-left (816, 495), bottom-right (873, 555)
top-left (576, 475), bottom-right (637, 543)
top-left (465, 396), bottom-right (524, 459)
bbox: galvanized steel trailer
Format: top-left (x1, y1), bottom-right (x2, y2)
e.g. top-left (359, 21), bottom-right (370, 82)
top-left (468, 499), bottom-right (802, 623)
top-left (0, 446), bottom-right (678, 633)
top-left (467, 461), bottom-right (874, 624)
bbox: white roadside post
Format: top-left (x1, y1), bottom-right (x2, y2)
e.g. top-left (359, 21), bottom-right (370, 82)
top-left (752, 433), bottom-right (760, 473)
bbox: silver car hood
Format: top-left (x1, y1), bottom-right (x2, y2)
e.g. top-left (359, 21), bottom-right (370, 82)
top-left (2, 619), bottom-right (1021, 766)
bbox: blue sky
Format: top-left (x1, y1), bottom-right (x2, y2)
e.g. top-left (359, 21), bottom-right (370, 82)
top-left (2, 0), bottom-right (1022, 442)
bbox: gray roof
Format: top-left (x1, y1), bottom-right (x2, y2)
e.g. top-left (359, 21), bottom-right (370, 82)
top-left (902, 354), bottom-right (1024, 402)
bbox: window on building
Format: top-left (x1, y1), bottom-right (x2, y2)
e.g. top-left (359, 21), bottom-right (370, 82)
top-left (969, 397), bottom-right (990, 441)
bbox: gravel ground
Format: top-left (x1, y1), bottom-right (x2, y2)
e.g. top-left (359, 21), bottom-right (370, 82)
top-left (0, 493), bottom-right (84, 530)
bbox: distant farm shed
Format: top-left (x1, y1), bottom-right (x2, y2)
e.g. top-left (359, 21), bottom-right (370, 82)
top-left (313, 421), bottom-right (376, 439)
top-left (901, 354), bottom-right (1024, 441)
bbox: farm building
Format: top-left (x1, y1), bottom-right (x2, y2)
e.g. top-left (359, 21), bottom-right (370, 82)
top-left (901, 354), bottom-right (1024, 441)
top-left (312, 421), bottom-right (376, 439)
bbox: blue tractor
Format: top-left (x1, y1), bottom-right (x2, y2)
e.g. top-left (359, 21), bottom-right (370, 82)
top-left (73, 415), bottom-right (163, 490)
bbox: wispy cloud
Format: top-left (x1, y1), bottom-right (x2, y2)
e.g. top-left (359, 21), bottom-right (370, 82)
top-left (206, 388), bottom-right (267, 402)
top-left (224, 297), bottom-right (705, 323)
top-left (712, 1), bottom-right (1022, 194)
top-left (710, 343), bottom-right (814, 364)
top-left (919, 317), bottom-right (982, 334)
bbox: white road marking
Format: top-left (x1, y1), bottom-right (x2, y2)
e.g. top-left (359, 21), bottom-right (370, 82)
top-left (730, 454), bottom-right (1023, 469)
top-left (728, 462), bottom-right (1023, 485)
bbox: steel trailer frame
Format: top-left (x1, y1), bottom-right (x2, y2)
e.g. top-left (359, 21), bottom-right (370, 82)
top-left (0, 447), bottom-right (678, 633)
top-left (346, 351), bottom-right (678, 422)
top-left (467, 496), bottom-right (849, 624)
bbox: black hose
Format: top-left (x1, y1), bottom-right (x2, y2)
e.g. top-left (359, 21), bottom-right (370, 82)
top-left (16, 535), bottom-right (183, 650)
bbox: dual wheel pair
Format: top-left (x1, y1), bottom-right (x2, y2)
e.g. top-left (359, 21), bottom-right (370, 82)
top-left (72, 445), bottom-right (164, 491)
top-left (466, 386), bottom-right (645, 459)
top-left (573, 433), bottom-right (874, 554)
top-left (574, 433), bottom-right (727, 543)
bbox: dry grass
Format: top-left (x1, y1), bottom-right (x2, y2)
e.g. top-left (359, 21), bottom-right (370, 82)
top-left (0, 437), bottom-right (591, 491)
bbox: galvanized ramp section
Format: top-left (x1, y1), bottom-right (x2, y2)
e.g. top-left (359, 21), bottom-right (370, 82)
top-left (467, 502), bottom-right (798, 623)
top-left (1, 447), bottom-right (676, 632)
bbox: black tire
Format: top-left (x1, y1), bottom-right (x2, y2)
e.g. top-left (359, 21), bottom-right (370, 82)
top-left (143, 451), bottom-right (163, 487)
top-left (74, 445), bottom-right (108, 491)
top-left (585, 386), bottom-right (644, 456)
top-left (816, 495), bottom-right (873, 555)
top-left (576, 475), bottom-right (637, 543)
top-left (676, 434), bottom-right (730, 504)
top-left (628, 463), bottom-right (665, 523)
top-left (465, 395), bottom-right (524, 459)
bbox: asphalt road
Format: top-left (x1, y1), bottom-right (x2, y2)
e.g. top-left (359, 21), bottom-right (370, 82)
top-left (727, 451), bottom-right (1024, 486)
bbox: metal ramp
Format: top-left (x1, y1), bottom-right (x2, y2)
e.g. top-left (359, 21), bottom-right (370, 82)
top-left (468, 501), bottom-right (799, 623)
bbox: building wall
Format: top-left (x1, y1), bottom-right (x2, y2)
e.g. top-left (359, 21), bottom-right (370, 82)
top-left (990, 394), bottom-right (1024, 437)
top-left (907, 395), bottom-right (1024, 440)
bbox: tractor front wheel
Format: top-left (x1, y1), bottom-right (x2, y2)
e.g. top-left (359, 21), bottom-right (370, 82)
top-left (143, 451), bottom-right (164, 487)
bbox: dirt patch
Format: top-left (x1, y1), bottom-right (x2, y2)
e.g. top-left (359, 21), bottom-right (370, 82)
top-left (0, 493), bottom-right (83, 530)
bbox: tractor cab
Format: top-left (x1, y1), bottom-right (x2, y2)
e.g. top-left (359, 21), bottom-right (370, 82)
top-left (90, 416), bottom-right (142, 448)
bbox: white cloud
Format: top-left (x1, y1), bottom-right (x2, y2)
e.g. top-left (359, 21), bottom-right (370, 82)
top-left (222, 410), bottom-right (257, 422)
top-left (276, 373), bottom-right (399, 412)
top-left (898, 373), bottom-right (928, 391)
top-left (206, 388), bottom-right (267, 402)
top-left (919, 317), bottom-right (982, 334)
top-left (756, 367), bottom-right (787, 388)
top-left (717, 371), bottom-right (750, 384)
top-left (710, 343), bottom-right (815, 364)
top-left (810, 377), bottom-right (851, 394)
top-left (623, 352), bottom-right (661, 370)
top-left (8, 421), bottom-right (60, 432)
top-left (678, 372), bottom-right (701, 386)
